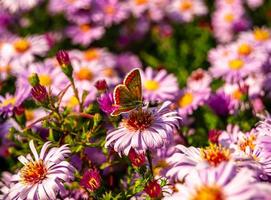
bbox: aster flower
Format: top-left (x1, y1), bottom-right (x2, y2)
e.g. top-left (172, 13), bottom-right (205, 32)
top-left (7, 140), bottom-right (74, 200)
top-left (97, 92), bottom-right (116, 114)
top-left (141, 67), bottom-right (179, 102)
top-left (0, 0), bottom-right (41, 13)
top-left (0, 172), bottom-right (13, 199)
top-left (167, 0), bottom-right (207, 23)
top-left (166, 144), bottom-right (232, 181)
top-left (0, 86), bottom-right (29, 118)
top-left (80, 168), bottom-right (101, 192)
top-left (175, 88), bottom-right (209, 117)
top-left (187, 68), bottom-right (211, 92)
top-left (8, 35), bottom-right (50, 70)
top-left (105, 101), bottom-right (181, 155)
top-left (116, 52), bottom-right (142, 74)
top-left (95, 0), bottom-right (128, 26)
top-left (165, 162), bottom-right (268, 200)
top-left (66, 23), bottom-right (105, 46)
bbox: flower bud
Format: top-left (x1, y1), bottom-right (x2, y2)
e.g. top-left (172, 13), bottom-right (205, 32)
top-left (80, 169), bottom-right (101, 192)
top-left (28, 73), bottom-right (40, 87)
top-left (31, 84), bottom-right (48, 103)
top-left (144, 180), bottom-right (162, 198)
top-left (56, 50), bottom-right (73, 79)
top-left (95, 80), bottom-right (108, 93)
top-left (208, 129), bottom-right (222, 144)
top-left (128, 148), bottom-right (146, 167)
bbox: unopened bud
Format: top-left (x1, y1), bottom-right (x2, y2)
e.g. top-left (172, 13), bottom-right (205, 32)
top-left (95, 80), bottom-right (108, 92)
top-left (31, 84), bottom-right (48, 103)
top-left (28, 73), bottom-right (40, 87)
top-left (56, 50), bottom-right (73, 79)
top-left (144, 180), bottom-right (162, 198)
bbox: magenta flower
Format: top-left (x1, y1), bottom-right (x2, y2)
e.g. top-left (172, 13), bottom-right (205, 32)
top-left (80, 168), bottom-right (101, 192)
top-left (97, 92), bottom-right (116, 114)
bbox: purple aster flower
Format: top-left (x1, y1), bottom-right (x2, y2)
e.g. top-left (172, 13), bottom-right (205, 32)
top-left (97, 92), bottom-right (116, 114)
top-left (105, 101), bottom-right (181, 155)
top-left (0, 0), bottom-right (42, 13)
top-left (0, 172), bottom-right (13, 199)
top-left (7, 140), bottom-right (74, 200)
top-left (165, 162), bottom-right (269, 200)
top-left (0, 86), bottom-right (29, 118)
top-left (208, 92), bottom-right (234, 116)
top-left (141, 67), bottom-right (179, 102)
top-left (187, 68), bottom-right (211, 92)
top-left (116, 52), bottom-right (142, 74)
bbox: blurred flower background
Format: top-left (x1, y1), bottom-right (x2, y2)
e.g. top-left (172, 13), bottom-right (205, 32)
top-left (1, 0), bottom-right (271, 199)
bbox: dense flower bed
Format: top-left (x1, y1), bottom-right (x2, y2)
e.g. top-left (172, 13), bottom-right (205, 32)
top-left (1, 0), bottom-right (271, 199)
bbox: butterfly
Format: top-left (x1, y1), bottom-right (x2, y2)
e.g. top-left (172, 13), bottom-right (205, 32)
top-left (111, 68), bottom-right (143, 116)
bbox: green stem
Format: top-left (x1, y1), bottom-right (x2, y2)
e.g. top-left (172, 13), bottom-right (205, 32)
top-left (146, 149), bottom-right (154, 177)
top-left (70, 79), bottom-right (83, 112)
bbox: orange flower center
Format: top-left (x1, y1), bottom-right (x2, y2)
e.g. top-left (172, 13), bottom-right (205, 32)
top-left (238, 43), bottom-right (252, 56)
top-left (25, 110), bottom-right (35, 122)
top-left (228, 59), bottom-right (244, 70)
top-left (135, 0), bottom-right (148, 5)
top-left (200, 144), bottom-right (230, 167)
top-left (253, 28), bottom-right (270, 41)
top-left (20, 160), bottom-right (47, 185)
top-left (84, 49), bottom-right (100, 61)
top-left (232, 89), bottom-right (243, 100)
top-left (123, 110), bottom-right (153, 131)
top-left (105, 5), bottom-right (116, 14)
top-left (178, 92), bottom-right (194, 108)
top-left (13, 39), bottom-right (30, 53)
top-left (179, 1), bottom-right (193, 11)
top-left (239, 134), bottom-right (256, 152)
top-left (79, 24), bottom-right (91, 32)
top-left (0, 65), bottom-right (11, 73)
top-left (192, 185), bottom-right (225, 200)
top-left (75, 67), bottom-right (93, 81)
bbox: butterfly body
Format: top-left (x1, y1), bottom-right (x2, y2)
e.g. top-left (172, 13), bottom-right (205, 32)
top-left (111, 68), bottom-right (143, 116)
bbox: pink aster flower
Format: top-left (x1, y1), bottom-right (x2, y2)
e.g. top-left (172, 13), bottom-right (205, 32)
top-left (0, 0), bottom-right (41, 13)
top-left (165, 163), bottom-right (268, 200)
top-left (167, 0), bottom-right (207, 23)
top-left (16, 59), bottom-right (69, 96)
top-left (246, 0), bottom-right (264, 9)
top-left (96, 0), bottom-right (128, 26)
top-left (166, 144), bottom-right (232, 181)
top-left (66, 23), bottom-right (105, 46)
top-left (9, 35), bottom-right (49, 69)
top-left (105, 101), bottom-right (181, 155)
top-left (175, 88), bottom-right (209, 117)
top-left (141, 67), bottom-right (179, 102)
top-left (7, 140), bottom-right (74, 200)
top-left (126, 0), bottom-right (151, 17)
top-left (187, 68), bottom-right (211, 92)
top-left (80, 168), bottom-right (101, 192)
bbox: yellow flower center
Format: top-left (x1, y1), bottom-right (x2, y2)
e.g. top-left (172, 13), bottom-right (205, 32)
top-left (253, 28), bottom-right (270, 41)
top-left (239, 134), bottom-right (256, 152)
top-left (88, 177), bottom-right (99, 189)
top-left (191, 185), bottom-right (225, 200)
top-left (20, 160), bottom-right (47, 185)
top-left (228, 59), bottom-right (244, 70)
top-left (238, 43), bottom-right (252, 56)
top-left (13, 39), bottom-right (30, 53)
top-left (75, 67), bottom-right (93, 81)
top-left (67, 96), bottom-right (79, 108)
top-left (135, 0), bottom-right (148, 5)
top-left (0, 98), bottom-right (16, 107)
top-left (144, 80), bottom-right (160, 91)
top-left (232, 89), bottom-right (243, 100)
top-left (84, 49), bottom-right (100, 61)
top-left (79, 24), bottom-right (91, 32)
top-left (200, 144), bottom-right (230, 167)
top-left (25, 110), bottom-right (35, 122)
top-left (224, 13), bottom-right (234, 23)
top-left (178, 92), bottom-right (194, 108)
top-left (39, 74), bottom-right (53, 86)
top-left (154, 160), bottom-right (169, 176)
top-left (179, 1), bottom-right (193, 11)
